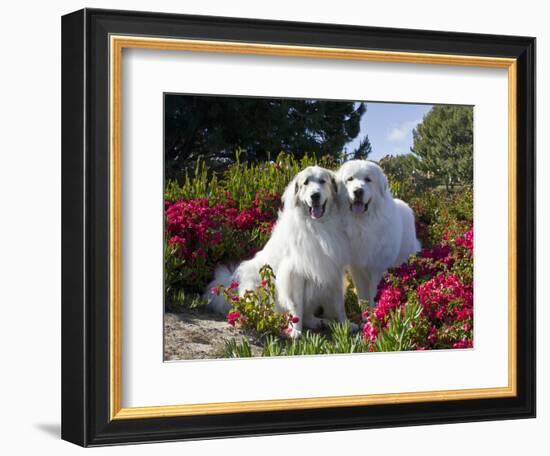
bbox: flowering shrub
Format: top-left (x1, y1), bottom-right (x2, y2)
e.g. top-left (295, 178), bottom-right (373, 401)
top-left (409, 187), bottom-right (473, 247)
top-left (361, 228), bottom-right (474, 351)
top-left (164, 191), bottom-right (280, 308)
top-left (212, 265), bottom-right (300, 337)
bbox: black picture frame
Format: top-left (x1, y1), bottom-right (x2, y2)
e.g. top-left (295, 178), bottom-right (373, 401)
top-left (62, 8), bottom-right (536, 447)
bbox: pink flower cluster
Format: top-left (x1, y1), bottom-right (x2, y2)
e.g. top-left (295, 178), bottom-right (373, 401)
top-left (455, 228), bottom-right (473, 251)
top-left (417, 274), bottom-right (473, 324)
top-left (362, 319), bottom-right (379, 343)
top-left (165, 198), bottom-right (226, 260)
top-left (362, 227), bottom-right (474, 351)
top-left (166, 192), bottom-right (280, 259)
top-left (227, 311), bottom-right (243, 327)
top-left (165, 191), bottom-right (280, 291)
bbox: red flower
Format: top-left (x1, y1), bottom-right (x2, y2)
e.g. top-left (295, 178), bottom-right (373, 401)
top-left (452, 339), bottom-right (473, 349)
top-left (362, 321), bottom-right (379, 343)
top-left (358, 226), bottom-right (474, 350)
top-left (417, 274), bottom-right (473, 324)
top-left (227, 311), bottom-right (242, 327)
top-left (455, 229), bottom-right (474, 251)
top-left (427, 325), bottom-right (438, 344)
top-left (228, 281), bottom-right (239, 291)
top-left (374, 287), bottom-right (404, 322)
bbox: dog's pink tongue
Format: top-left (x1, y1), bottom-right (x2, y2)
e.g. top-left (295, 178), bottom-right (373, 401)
top-left (352, 201), bottom-right (364, 214)
top-left (311, 205), bottom-right (324, 219)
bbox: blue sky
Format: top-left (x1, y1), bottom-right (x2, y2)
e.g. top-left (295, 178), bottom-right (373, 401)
top-left (345, 102), bottom-right (433, 161)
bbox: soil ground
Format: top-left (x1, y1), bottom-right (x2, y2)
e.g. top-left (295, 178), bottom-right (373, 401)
top-left (164, 309), bottom-right (264, 360)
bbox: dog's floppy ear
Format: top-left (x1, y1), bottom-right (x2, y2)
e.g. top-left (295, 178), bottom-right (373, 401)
top-left (282, 175), bottom-right (300, 210)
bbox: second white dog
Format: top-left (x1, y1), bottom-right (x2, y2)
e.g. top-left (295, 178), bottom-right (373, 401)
top-left (336, 160), bottom-right (421, 307)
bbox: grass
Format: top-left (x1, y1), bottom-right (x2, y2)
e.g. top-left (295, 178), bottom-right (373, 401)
top-left (371, 299), bottom-right (424, 352)
top-left (223, 321), bottom-right (370, 358)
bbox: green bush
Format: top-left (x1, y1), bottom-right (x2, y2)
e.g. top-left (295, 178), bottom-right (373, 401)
top-left (409, 186), bottom-right (473, 247)
top-left (380, 154), bottom-right (433, 200)
top-left (212, 265), bottom-right (300, 337)
top-left (165, 151), bottom-right (337, 208)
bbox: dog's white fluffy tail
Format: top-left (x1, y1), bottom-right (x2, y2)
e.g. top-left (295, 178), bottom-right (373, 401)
top-left (204, 264), bottom-right (235, 315)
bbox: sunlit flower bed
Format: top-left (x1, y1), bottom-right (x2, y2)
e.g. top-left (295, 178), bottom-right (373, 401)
top-left (362, 228), bottom-right (473, 351)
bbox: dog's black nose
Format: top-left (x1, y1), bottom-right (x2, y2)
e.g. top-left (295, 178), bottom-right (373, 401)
top-left (311, 192), bottom-right (321, 203)
top-left (353, 188), bottom-right (364, 198)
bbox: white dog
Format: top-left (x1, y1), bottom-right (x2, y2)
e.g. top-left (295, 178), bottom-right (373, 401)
top-left (206, 166), bottom-right (351, 338)
top-left (336, 160), bottom-right (421, 307)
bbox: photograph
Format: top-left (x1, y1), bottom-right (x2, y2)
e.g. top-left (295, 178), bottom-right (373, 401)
top-left (58, 6), bottom-right (536, 447)
top-left (163, 94), bottom-right (474, 360)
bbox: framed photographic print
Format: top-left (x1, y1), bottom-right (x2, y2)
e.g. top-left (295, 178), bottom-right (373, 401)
top-left (61, 8), bottom-right (536, 447)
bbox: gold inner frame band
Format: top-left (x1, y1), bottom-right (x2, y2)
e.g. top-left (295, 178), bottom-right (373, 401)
top-left (109, 35), bottom-right (517, 420)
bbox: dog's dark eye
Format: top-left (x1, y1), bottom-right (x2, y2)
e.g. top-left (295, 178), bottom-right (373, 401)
top-left (304, 178), bottom-right (309, 185)
top-left (347, 177), bottom-right (354, 182)
top-left (364, 176), bottom-right (372, 183)
top-left (319, 179), bottom-right (326, 185)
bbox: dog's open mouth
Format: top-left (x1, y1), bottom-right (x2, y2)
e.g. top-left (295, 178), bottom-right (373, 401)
top-left (350, 199), bottom-right (369, 214)
top-left (308, 200), bottom-right (326, 220)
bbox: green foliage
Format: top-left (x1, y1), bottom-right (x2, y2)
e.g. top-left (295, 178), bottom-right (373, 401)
top-left (165, 95), bottom-right (366, 179)
top-left (215, 265), bottom-right (298, 337)
top-left (165, 151), bottom-right (337, 208)
top-left (344, 275), bottom-right (363, 320)
top-left (371, 299), bottom-right (427, 352)
top-left (224, 321), bottom-right (369, 358)
top-left (261, 336), bottom-right (285, 357)
top-left (409, 187), bottom-right (473, 247)
top-left (328, 321), bottom-right (367, 353)
top-left (165, 287), bottom-right (208, 313)
top-left (411, 105), bottom-right (473, 190)
top-left (223, 338), bottom-right (253, 358)
top-left (379, 154), bottom-right (432, 200)
top-left (350, 134), bottom-right (373, 160)
top-left (164, 239), bottom-right (215, 305)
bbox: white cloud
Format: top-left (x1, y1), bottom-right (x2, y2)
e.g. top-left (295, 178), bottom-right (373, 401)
top-left (387, 119), bottom-right (421, 143)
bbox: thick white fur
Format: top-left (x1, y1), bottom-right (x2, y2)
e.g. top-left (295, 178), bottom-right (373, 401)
top-left (206, 166), bottom-right (351, 338)
top-left (336, 160), bottom-right (421, 307)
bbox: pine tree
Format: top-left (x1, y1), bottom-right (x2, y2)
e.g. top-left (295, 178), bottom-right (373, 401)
top-left (352, 135), bottom-right (373, 160)
top-left (410, 106), bottom-right (473, 190)
top-left (165, 96), bottom-right (367, 179)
